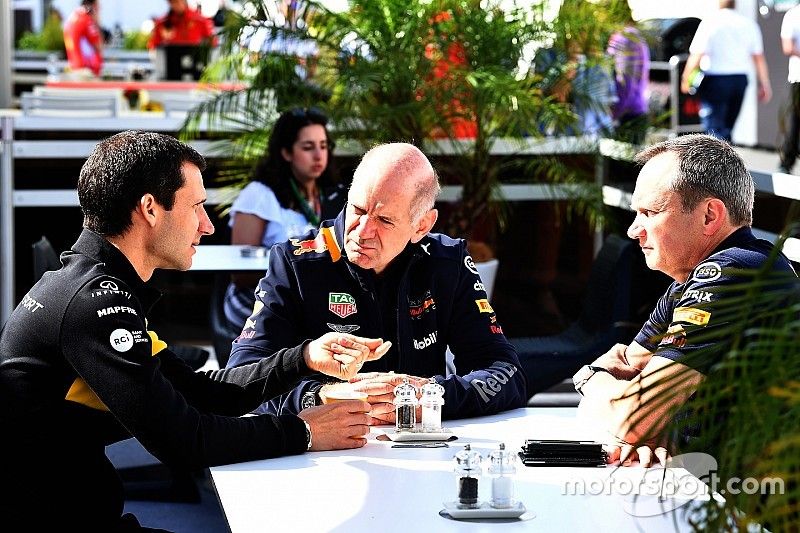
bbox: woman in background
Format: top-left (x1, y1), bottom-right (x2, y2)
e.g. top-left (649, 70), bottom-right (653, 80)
top-left (224, 108), bottom-right (344, 334)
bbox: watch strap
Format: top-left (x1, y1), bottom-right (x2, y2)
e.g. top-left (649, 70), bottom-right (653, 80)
top-left (303, 420), bottom-right (312, 451)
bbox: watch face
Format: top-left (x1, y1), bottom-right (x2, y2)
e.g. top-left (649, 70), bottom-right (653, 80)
top-left (572, 365), bottom-right (594, 389)
top-left (301, 392), bottom-right (316, 410)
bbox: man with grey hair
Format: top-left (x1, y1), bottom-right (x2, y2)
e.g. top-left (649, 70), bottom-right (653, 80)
top-left (227, 142), bottom-right (527, 421)
top-left (574, 134), bottom-right (795, 466)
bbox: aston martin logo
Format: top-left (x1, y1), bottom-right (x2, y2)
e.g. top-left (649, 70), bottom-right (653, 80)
top-left (326, 323), bottom-right (361, 334)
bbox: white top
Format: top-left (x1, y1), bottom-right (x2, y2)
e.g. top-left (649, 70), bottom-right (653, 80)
top-left (689, 8), bottom-right (764, 74)
top-left (228, 181), bottom-right (315, 247)
top-left (189, 245), bottom-right (271, 271)
top-left (211, 408), bottom-right (717, 533)
top-left (782, 5), bottom-right (800, 83)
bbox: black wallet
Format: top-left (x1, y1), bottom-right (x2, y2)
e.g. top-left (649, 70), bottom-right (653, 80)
top-left (519, 439), bottom-right (607, 467)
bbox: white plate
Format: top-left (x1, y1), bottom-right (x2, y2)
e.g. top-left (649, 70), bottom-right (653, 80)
top-left (441, 501), bottom-right (527, 519)
top-left (380, 426), bottom-right (455, 442)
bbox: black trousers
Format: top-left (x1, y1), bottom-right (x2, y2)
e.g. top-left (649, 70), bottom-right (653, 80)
top-left (780, 82), bottom-right (800, 171)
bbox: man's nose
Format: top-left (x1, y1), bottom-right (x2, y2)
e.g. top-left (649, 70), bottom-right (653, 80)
top-left (627, 215), bottom-right (644, 240)
top-left (200, 206), bottom-right (215, 236)
top-left (354, 214), bottom-right (375, 239)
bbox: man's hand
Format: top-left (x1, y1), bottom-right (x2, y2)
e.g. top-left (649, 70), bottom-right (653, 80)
top-left (347, 373), bottom-right (429, 425)
top-left (605, 439), bottom-right (670, 468)
top-left (590, 343), bottom-right (650, 380)
top-left (304, 334), bottom-right (391, 380)
top-left (297, 400), bottom-right (371, 450)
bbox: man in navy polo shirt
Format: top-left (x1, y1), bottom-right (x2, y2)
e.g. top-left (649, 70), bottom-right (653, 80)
top-left (574, 134), bottom-right (796, 466)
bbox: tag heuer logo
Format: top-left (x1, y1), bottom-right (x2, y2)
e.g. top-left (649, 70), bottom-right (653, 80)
top-left (328, 292), bottom-right (357, 318)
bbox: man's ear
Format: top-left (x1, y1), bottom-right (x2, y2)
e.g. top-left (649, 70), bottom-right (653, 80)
top-left (703, 198), bottom-right (727, 235)
top-left (138, 194), bottom-right (159, 228)
top-left (410, 209), bottom-right (438, 243)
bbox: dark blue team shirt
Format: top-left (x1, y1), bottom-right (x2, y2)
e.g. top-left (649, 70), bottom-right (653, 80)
top-left (634, 227), bottom-right (797, 373)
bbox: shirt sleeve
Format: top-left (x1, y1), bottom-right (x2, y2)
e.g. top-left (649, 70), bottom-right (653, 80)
top-left (750, 21), bottom-right (764, 55)
top-left (230, 182), bottom-right (284, 225)
top-left (781, 11), bottom-right (794, 40)
top-left (60, 275), bottom-right (308, 468)
top-left (689, 20), bottom-right (710, 55)
top-left (436, 246), bottom-right (528, 417)
top-left (635, 257), bottom-right (789, 374)
top-left (226, 244), bottom-right (320, 415)
top-left (228, 244), bottom-right (306, 368)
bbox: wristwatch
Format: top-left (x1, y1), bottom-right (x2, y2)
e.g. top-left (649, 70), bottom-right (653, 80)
top-left (303, 420), bottom-right (313, 451)
top-left (301, 384), bottom-right (324, 410)
top-left (572, 365), bottom-right (610, 395)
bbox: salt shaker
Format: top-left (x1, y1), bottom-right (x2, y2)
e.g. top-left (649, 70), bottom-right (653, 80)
top-left (488, 443), bottom-right (517, 508)
top-left (454, 444), bottom-right (482, 509)
top-left (420, 378), bottom-right (445, 432)
top-left (393, 378), bottom-right (418, 431)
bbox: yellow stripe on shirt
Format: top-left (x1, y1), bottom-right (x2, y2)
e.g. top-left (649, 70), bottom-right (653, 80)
top-left (65, 329), bottom-right (167, 411)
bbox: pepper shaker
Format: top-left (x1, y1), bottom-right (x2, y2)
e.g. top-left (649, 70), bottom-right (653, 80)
top-left (393, 378), bottom-right (418, 432)
top-left (454, 444), bottom-right (482, 509)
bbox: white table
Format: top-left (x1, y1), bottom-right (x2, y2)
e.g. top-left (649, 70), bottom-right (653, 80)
top-left (190, 245), bottom-right (270, 272)
top-left (210, 408), bottom-right (714, 533)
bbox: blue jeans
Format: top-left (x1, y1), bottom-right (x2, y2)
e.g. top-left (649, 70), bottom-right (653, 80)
top-left (698, 73), bottom-right (748, 143)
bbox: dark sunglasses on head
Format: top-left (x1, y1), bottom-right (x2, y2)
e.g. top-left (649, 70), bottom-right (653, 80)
top-left (288, 106), bottom-right (327, 120)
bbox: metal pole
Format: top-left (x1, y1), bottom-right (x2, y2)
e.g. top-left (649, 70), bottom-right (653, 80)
top-left (1, 115), bottom-right (15, 325)
top-left (0, 0), bottom-right (12, 109)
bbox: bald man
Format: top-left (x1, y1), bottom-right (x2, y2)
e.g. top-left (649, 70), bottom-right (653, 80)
top-left (227, 143), bottom-right (527, 422)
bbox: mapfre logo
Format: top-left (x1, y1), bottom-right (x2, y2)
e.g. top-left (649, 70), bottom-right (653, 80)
top-left (97, 305), bottom-right (138, 318)
top-left (110, 329), bottom-right (134, 352)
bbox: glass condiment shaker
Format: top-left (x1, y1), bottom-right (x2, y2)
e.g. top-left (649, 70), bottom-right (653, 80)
top-left (488, 443), bottom-right (517, 508)
top-left (393, 378), bottom-right (418, 432)
top-left (454, 444), bottom-right (482, 509)
top-left (420, 378), bottom-right (445, 432)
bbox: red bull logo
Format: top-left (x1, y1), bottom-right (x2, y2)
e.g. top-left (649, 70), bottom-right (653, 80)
top-left (409, 297), bottom-right (436, 319)
top-left (291, 235), bottom-right (327, 256)
top-left (329, 292), bottom-right (357, 318)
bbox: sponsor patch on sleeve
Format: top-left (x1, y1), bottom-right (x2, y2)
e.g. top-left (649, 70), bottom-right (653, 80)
top-left (672, 306), bottom-right (711, 326)
top-left (475, 299), bottom-right (493, 313)
top-left (658, 324), bottom-right (687, 348)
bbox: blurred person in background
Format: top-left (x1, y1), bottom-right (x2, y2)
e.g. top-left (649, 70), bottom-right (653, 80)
top-left (779, 2), bottom-right (800, 174)
top-left (607, 4), bottom-right (650, 144)
top-left (63, 0), bottom-right (103, 77)
top-left (680, 0), bottom-right (771, 143)
top-left (148, 0), bottom-right (216, 49)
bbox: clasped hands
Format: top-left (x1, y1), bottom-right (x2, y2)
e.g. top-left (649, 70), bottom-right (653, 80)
top-left (586, 344), bottom-right (669, 467)
top-left (321, 372), bottom-right (429, 426)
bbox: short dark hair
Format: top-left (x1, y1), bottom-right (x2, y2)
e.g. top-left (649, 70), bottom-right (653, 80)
top-left (78, 131), bottom-right (206, 236)
top-left (251, 107), bottom-right (337, 210)
top-left (634, 134), bottom-right (753, 226)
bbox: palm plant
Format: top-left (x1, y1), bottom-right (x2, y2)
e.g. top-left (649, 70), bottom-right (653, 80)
top-left (184, 0), bottom-right (633, 247)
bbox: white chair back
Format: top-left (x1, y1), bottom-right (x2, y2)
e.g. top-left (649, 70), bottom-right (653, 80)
top-left (21, 92), bottom-right (120, 117)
